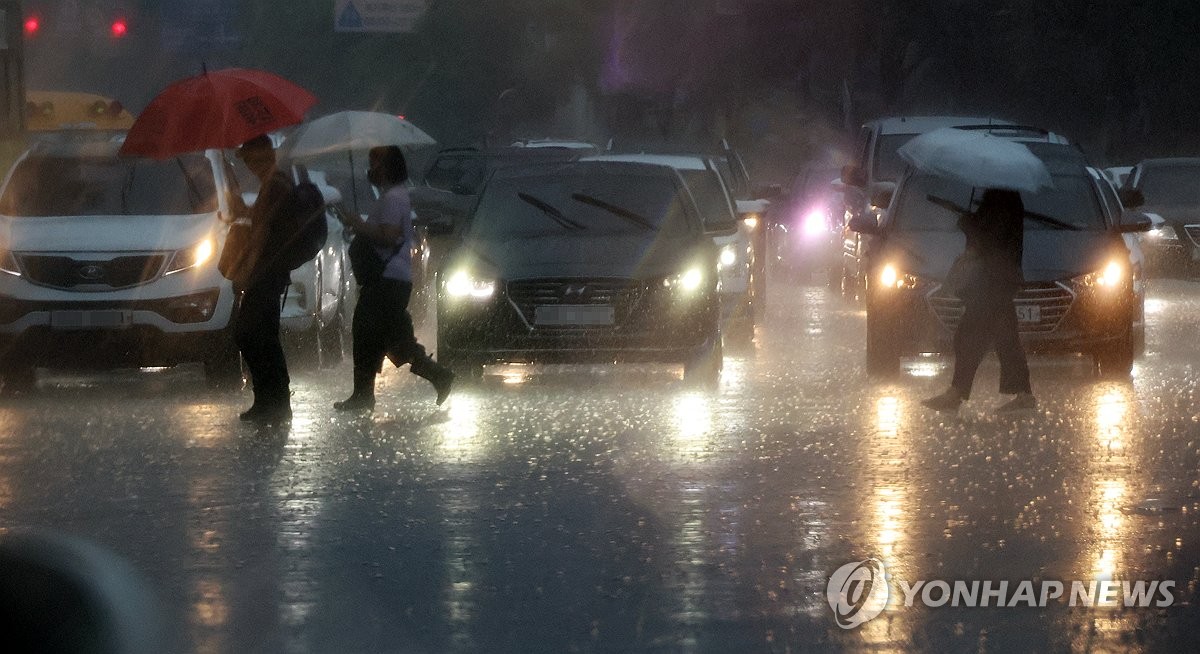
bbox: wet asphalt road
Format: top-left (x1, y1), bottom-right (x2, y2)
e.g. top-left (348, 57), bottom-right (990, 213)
top-left (5, 275), bottom-right (1200, 653)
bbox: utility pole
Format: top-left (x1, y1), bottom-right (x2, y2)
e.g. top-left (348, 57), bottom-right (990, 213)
top-left (0, 0), bottom-right (25, 137)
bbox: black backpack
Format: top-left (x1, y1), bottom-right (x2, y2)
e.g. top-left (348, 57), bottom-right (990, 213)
top-left (277, 168), bottom-right (328, 271)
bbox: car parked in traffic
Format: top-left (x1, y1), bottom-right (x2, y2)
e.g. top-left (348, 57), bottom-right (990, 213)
top-left (582, 153), bottom-right (756, 343)
top-left (1117, 157), bottom-right (1200, 276)
top-left (435, 160), bottom-right (730, 383)
top-left (768, 165), bottom-right (845, 283)
top-left (0, 139), bottom-right (244, 390)
top-left (838, 116), bottom-right (1015, 298)
top-left (847, 129), bottom-right (1151, 377)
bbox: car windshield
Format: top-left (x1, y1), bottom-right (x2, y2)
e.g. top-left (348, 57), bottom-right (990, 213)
top-left (0, 153), bottom-right (218, 217)
top-left (893, 173), bottom-right (1107, 232)
top-left (873, 133), bottom-right (918, 182)
top-left (1136, 164), bottom-right (1200, 206)
top-left (470, 171), bottom-right (691, 239)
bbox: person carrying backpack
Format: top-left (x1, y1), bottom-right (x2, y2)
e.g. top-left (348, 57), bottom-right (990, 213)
top-left (226, 134), bottom-right (297, 423)
top-left (335, 145), bottom-right (453, 411)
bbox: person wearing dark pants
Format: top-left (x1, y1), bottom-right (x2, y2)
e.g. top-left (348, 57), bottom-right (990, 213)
top-left (335, 145), bottom-right (453, 411)
top-left (923, 188), bottom-right (1036, 413)
top-left (226, 134), bottom-right (295, 423)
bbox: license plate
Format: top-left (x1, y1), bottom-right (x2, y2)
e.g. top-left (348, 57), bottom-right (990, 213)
top-left (1015, 305), bottom-right (1041, 323)
top-left (534, 305), bottom-right (614, 326)
top-left (50, 310), bottom-right (133, 330)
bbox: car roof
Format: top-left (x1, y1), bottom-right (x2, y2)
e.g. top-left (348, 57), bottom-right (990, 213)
top-left (865, 115), bottom-right (1016, 135)
top-left (582, 153), bottom-right (709, 171)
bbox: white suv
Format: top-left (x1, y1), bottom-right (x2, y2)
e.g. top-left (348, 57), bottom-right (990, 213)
top-left (0, 138), bottom-right (243, 389)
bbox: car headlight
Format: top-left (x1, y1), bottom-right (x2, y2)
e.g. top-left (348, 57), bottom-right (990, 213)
top-left (742, 214), bottom-right (760, 230)
top-left (1147, 225), bottom-right (1178, 240)
top-left (718, 244), bottom-right (742, 269)
top-left (663, 266), bottom-right (706, 294)
top-left (1075, 259), bottom-right (1129, 291)
top-left (164, 238), bottom-right (215, 275)
top-left (878, 263), bottom-right (917, 290)
top-left (444, 269), bottom-right (496, 300)
top-left (801, 208), bottom-right (828, 237)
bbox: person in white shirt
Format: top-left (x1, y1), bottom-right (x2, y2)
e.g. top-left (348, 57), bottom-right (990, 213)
top-left (335, 146), bottom-right (453, 411)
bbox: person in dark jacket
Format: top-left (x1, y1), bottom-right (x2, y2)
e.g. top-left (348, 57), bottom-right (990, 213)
top-left (923, 188), bottom-right (1036, 413)
top-left (229, 134), bottom-right (295, 423)
top-left (334, 146), bottom-right (453, 411)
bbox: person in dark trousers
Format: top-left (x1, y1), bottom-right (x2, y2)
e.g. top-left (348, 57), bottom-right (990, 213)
top-left (923, 188), bottom-right (1036, 413)
top-left (335, 146), bottom-right (453, 411)
top-left (230, 134), bottom-right (295, 423)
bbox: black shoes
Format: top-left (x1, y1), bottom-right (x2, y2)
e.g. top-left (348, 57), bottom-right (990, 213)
top-left (333, 394), bottom-right (376, 412)
top-left (239, 402), bottom-right (292, 423)
top-left (432, 370), bottom-right (454, 406)
top-left (921, 388), bottom-right (964, 412)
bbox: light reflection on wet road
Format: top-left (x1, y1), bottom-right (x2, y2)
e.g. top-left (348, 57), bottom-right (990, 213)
top-left (4, 278), bottom-right (1200, 651)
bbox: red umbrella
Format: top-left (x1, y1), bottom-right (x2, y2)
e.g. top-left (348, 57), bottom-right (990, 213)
top-left (120, 67), bottom-right (317, 159)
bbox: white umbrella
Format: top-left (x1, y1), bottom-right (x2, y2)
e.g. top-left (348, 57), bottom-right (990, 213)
top-left (283, 111), bottom-right (437, 215)
top-left (897, 127), bottom-right (1053, 193)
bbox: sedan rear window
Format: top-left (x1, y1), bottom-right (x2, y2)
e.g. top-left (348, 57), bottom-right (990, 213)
top-left (1135, 164), bottom-right (1200, 206)
top-left (0, 154), bottom-right (218, 217)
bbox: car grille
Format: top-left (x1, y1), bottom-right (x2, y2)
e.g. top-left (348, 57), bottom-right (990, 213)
top-left (506, 278), bottom-right (647, 328)
top-left (1184, 224), bottom-right (1200, 246)
top-left (16, 254), bottom-right (166, 290)
top-left (927, 282), bottom-right (1074, 333)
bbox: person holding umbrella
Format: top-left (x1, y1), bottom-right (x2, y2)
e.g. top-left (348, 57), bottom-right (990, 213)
top-left (891, 128), bottom-right (1048, 413)
top-left (231, 134), bottom-right (297, 422)
top-left (922, 188), bottom-right (1036, 413)
top-left (334, 146), bottom-right (454, 411)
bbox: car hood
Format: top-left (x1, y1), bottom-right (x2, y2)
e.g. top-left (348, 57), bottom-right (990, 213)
top-left (454, 233), bottom-right (704, 280)
top-left (0, 212), bottom-right (221, 253)
top-left (882, 230), bottom-right (1122, 282)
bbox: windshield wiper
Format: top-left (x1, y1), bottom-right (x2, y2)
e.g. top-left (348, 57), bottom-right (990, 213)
top-left (517, 192), bottom-right (585, 231)
top-left (174, 158), bottom-right (205, 211)
top-left (570, 193), bottom-right (655, 230)
top-left (1024, 210), bottom-right (1081, 231)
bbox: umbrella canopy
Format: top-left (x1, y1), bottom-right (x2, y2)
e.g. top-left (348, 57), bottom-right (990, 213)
top-left (897, 127), bottom-right (1053, 193)
top-left (120, 68), bottom-right (317, 159)
top-left (282, 110), bottom-right (436, 158)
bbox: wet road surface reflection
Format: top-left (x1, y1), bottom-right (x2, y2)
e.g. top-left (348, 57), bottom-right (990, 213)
top-left (3, 279), bottom-right (1200, 651)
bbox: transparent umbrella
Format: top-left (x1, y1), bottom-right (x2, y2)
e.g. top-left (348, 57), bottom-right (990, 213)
top-left (897, 127), bottom-right (1053, 193)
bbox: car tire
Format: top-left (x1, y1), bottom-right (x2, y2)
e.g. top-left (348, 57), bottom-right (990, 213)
top-left (866, 305), bottom-right (901, 375)
top-left (0, 362), bottom-right (37, 395)
top-left (684, 333), bottom-right (723, 387)
top-left (317, 308), bottom-right (345, 368)
top-left (1094, 329), bottom-right (1135, 379)
top-left (203, 344), bottom-right (244, 391)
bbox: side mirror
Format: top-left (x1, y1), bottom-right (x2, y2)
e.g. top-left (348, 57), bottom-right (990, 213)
top-left (1118, 188), bottom-right (1145, 209)
top-left (869, 182), bottom-right (895, 210)
top-left (704, 214), bottom-right (739, 236)
top-left (1119, 212), bottom-right (1153, 233)
top-left (847, 215), bottom-right (879, 235)
top-left (841, 164), bottom-right (867, 188)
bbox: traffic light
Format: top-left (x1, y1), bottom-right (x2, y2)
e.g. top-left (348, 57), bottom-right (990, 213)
top-left (110, 18), bottom-right (128, 38)
top-left (23, 16), bottom-right (40, 37)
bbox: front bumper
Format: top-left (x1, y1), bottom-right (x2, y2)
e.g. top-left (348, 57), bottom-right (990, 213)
top-left (871, 280), bottom-right (1136, 356)
top-left (438, 279), bottom-right (719, 365)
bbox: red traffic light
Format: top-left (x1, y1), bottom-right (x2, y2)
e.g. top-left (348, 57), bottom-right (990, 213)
top-left (24, 16), bottom-right (40, 36)
top-left (110, 18), bottom-right (128, 38)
